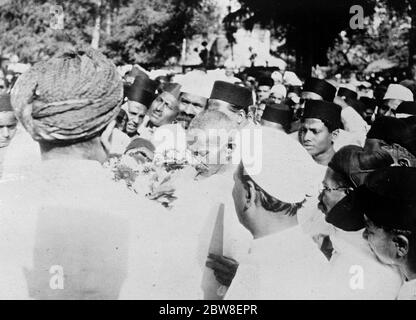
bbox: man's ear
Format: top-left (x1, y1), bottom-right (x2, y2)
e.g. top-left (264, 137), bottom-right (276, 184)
top-left (244, 180), bottom-right (257, 210)
top-left (393, 234), bottom-right (410, 259)
top-left (237, 110), bottom-right (246, 124)
top-left (331, 129), bottom-right (340, 143)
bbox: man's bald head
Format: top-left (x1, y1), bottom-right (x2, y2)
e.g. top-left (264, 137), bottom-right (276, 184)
top-left (187, 110), bottom-right (238, 178)
top-left (188, 110), bottom-right (237, 132)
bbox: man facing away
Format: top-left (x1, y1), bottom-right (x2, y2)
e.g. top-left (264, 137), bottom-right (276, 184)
top-left (224, 127), bottom-right (330, 299)
top-left (0, 49), bottom-right (164, 299)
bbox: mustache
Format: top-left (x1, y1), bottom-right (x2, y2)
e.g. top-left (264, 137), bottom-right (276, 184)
top-left (176, 112), bottom-right (195, 123)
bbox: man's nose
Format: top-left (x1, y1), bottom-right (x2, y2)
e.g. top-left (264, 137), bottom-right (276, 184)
top-left (154, 102), bottom-right (164, 112)
top-left (303, 130), bottom-right (313, 141)
top-left (132, 115), bottom-right (139, 124)
top-left (1, 127), bottom-right (10, 138)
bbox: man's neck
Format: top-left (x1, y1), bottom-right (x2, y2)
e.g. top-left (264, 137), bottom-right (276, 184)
top-left (40, 137), bottom-right (108, 164)
top-left (252, 213), bottom-right (298, 240)
top-left (313, 147), bottom-right (335, 166)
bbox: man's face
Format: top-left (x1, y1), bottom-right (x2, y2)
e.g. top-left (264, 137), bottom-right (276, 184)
top-left (187, 127), bottom-right (230, 178)
top-left (148, 92), bottom-right (179, 127)
top-left (363, 215), bottom-right (398, 265)
top-left (384, 99), bottom-right (402, 112)
top-left (318, 167), bottom-right (349, 216)
top-left (0, 111), bottom-right (17, 148)
top-left (177, 93), bottom-right (207, 129)
top-left (256, 85), bottom-right (271, 103)
top-left (125, 101), bottom-right (147, 134)
top-left (207, 99), bottom-right (242, 124)
top-left (299, 118), bottom-right (333, 158)
top-left (269, 92), bottom-right (284, 104)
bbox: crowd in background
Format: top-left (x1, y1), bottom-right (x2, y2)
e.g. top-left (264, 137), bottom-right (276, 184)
top-left (0, 47), bottom-right (416, 300)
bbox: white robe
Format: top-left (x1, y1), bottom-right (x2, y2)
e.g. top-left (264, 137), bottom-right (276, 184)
top-left (0, 158), bottom-right (166, 299)
top-left (326, 229), bottom-right (403, 299)
top-left (224, 225), bottom-right (331, 300)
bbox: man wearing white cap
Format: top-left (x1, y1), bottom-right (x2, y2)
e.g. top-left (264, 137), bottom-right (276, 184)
top-left (383, 84), bottom-right (414, 116)
top-left (223, 127), bottom-right (330, 299)
top-left (175, 72), bottom-right (213, 129)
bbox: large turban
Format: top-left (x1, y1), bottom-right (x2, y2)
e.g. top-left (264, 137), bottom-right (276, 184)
top-left (10, 49), bottom-right (123, 143)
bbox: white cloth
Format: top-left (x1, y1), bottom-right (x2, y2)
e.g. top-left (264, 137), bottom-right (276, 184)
top-left (397, 279), bottom-right (416, 300)
top-left (0, 158), bottom-right (165, 299)
top-left (338, 106), bottom-right (369, 148)
top-left (1, 126), bottom-right (41, 181)
top-left (326, 229), bottom-right (403, 299)
top-left (109, 128), bottom-right (131, 155)
top-left (225, 225), bottom-right (331, 300)
top-left (122, 165), bottom-right (252, 300)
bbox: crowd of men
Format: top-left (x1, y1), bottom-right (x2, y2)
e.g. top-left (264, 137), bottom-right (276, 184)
top-left (0, 47), bottom-right (416, 300)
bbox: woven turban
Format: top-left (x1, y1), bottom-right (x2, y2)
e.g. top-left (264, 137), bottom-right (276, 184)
top-left (10, 49), bottom-right (123, 143)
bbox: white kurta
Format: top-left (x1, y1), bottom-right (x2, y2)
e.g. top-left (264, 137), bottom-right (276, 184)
top-left (326, 229), bottom-right (403, 300)
top-left (122, 164), bottom-right (252, 300)
top-left (0, 158), bottom-right (166, 299)
top-left (397, 279), bottom-right (416, 300)
top-left (224, 225), bottom-right (331, 300)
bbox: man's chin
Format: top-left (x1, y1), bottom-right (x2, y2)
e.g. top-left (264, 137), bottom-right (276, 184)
top-left (0, 141), bottom-right (11, 148)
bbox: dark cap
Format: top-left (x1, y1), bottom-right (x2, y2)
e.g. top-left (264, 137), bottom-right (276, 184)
top-left (0, 93), bottom-right (13, 112)
top-left (367, 116), bottom-right (416, 157)
top-left (337, 87), bottom-right (358, 101)
top-left (210, 81), bottom-right (253, 109)
top-left (125, 137), bottom-right (155, 154)
top-left (303, 78), bottom-right (336, 102)
top-left (257, 76), bottom-right (274, 88)
top-left (262, 103), bottom-right (292, 129)
top-left (127, 76), bottom-right (157, 107)
top-left (302, 100), bottom-right (342, 130)
top-left (397, 101), bottom-right (416, 116)
top-left (328, 145), bottom-right (394, 188)
top-left (355, 167), bottom-right (416, 231)
top-left (163, 82), bottom-right (182, 100)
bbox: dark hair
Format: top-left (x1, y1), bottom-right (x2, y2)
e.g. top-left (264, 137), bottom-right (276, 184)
top-left (328, 145), bottom-right (393, 188)
top-left (238, 163), bottom-right (304, 216)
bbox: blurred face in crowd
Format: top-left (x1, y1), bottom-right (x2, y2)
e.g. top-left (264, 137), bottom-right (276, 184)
top-left (363, 107), bottom-right (375, 124)
top-left (148, 92), bottom-right (179, 127)
top-left (318, 167), bottom-right (350, 216)
top-left (207, 99), bottom-right (244, 125)
top-left (384, 99), bottom-right (402, 112)
top-left (0, 111), bottom-right (17, 148)
top-left (299, 118), bottom-right (334, 158)
top-left (363, 215), bottom-right (405, 266)
top-left (177, 93), bottom-right (207, 129)
top-left (187, 127), bottom-right (233, 178)
top-left (269, 92), bottom-right (284, 104)
top-left (125, 101), bottom-right (147, 135)
top-left (256, 85), bottom-right (271, 103)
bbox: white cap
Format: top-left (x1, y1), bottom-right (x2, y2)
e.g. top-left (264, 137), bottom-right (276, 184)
top-left (241, 127), bottom-right (317, 204)
top-left (270, 84), bottom-right (287, 98)
top-left (383, 84), bottom-right (414, 102)
top-left (271, 71), bottom-right (283, 84)
top-left (177, 72), bottom-right (214, 99)
top-left (283, 71), bottom-right (302, 86)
